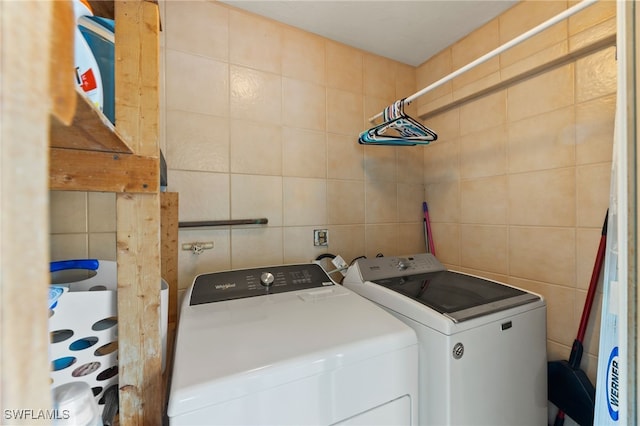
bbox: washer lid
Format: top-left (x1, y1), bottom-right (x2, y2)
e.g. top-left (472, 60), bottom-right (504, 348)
top-left (168, 281), bottom-right (417, 418)
top-left (371, 270), bottom-right (540, 323)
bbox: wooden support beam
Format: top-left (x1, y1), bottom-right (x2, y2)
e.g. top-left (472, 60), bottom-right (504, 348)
top-left (115, 1), bottom-right (162, 425)
top-left (161, 192), bottom-right (179, 326)
top-left (115, 0), bottom-right (159, 157)
top-left (87, 0), bottom-right (159, 20)
top-left (160, 192), bottom-right (179, 410)
top-left (49, 0), bottom-right (76, 125)
top-left (1, 1), bottom-right (58, 422)
top-left (50, 148), bottom-right (159, 193)
top-left (116, 193), bottom-right (163, 426)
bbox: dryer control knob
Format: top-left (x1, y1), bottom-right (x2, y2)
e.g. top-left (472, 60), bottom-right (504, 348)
top-left (260, 272), bottom-right (275, 287)
top-left (397, 261), bottom-right (408, 270)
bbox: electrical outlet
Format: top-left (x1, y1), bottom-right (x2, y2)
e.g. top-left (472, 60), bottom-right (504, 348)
top-left (314, 229), bottom-right (329, 246)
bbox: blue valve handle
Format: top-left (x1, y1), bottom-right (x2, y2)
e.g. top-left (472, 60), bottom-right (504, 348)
top-left (50, 259), bottom-right (100, 273)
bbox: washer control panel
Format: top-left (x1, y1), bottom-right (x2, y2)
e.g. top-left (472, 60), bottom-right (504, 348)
top-left (356, 253), bottom-right (446, 282)
top-left (190, 263), bottom-right (334, 305)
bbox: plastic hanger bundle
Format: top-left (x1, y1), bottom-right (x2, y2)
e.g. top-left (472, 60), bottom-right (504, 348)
top-left (358, 99), bottom-right (437, 146)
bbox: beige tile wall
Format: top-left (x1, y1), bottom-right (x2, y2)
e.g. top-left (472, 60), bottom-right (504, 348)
top-left (50, 191), bottom-right (116, 261)
top-left (50, 2), bottom-right (423, 276)
top-left (159, 0), bottom-right (426, 292)
top-left (49, 0), bottom-right (616, 388)
top-left (418, 0), bottom-right (616, 384)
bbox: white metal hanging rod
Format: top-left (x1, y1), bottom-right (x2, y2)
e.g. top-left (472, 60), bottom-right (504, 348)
top-left (369, 0), bottom-right (599, 123)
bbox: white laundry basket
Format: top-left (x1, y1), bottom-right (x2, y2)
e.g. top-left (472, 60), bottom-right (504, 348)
top-left (49, 259), bottom-right (168, 409)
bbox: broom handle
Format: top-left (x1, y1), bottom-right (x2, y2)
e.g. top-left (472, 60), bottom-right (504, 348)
top-left (576, 212), bottom-right (608, 342)
top-left (423, 202), bottom-right (436, 256)
top-left (555, 212), bottom-right (608, 425)
top-left (553, 411), bottom-right (565, 426)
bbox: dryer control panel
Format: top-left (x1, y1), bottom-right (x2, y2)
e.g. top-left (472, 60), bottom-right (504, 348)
top-left (190, 263), bottom-right (334, 305)
top-left (357, 253), bottom-right (446, 282)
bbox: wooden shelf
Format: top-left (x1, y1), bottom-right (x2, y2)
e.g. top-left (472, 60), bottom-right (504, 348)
top-left (50, 91), bottom-right (132, 153)
top-left (87, 0), bottom-right (161, 28)
top-left (50, 147), bottom-right (159, 193)
top-left (48, 1), bottom-right (166, 424)
top-left (49, 92), bottom-right (160, 193)
top-left (87, 0), bottom-right (114, 19)
top-left (3, 1), bottom-right (170, 425)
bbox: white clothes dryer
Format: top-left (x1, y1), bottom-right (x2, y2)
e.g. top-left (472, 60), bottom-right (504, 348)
top-left (168, 263), bottom-right (419, 425)
top-left (343, 253), bottom-right (547, 426)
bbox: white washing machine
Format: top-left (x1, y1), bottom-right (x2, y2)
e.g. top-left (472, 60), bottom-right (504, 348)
top-left (342, 253), bottom-right (547, 426)
top-left (168, 263), bottom-right (419, 425)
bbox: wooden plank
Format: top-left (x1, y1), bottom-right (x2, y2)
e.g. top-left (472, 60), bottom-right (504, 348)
top-left (163, 323), bottom-right (177, 413)
top-left (160, 192), bottom-right (178, 410)
top-left (49, 0), bottom-right (76, 125)
top-left (50, 148), bottom-right (159, 193)
top-left (50, 92), bottom-right (133, 153)
top-left (161, 192), bottom-right (179, 326)
top-left (115, 1), bottom-right (159, 156)
top-left (87, 0), bottom-right (158, 20)
top-left (87, 0), bottom-right (114, 19)
top-left (116, 193), bottom-right (162, 426)
top-left (115, 1), bottom-right (162, 424)
top-left (1, 1), bottom-right (54, 423)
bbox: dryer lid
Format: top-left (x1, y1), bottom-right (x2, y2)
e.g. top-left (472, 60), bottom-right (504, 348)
top-left (371, 270), bottom-right (540, 323)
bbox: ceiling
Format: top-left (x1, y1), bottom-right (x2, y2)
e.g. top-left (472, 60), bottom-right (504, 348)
top-left (220, 1), bottom-right (518, 66)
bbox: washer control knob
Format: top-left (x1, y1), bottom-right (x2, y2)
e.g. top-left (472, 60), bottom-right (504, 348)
top-left (260, 272), bottom-right (275, 287)
top-left (397, 261), bottom-right (408, 270)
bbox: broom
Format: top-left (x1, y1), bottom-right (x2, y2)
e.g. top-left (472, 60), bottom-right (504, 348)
top-left (547, 211), bottom-right (608, 426)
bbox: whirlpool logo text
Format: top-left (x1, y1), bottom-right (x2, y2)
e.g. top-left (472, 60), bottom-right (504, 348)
top-left (215, 283), bottom-right (236, 290)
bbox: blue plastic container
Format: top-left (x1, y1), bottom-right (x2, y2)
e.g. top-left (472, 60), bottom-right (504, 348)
top-left (78, 16), bottom-right (115, 124)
